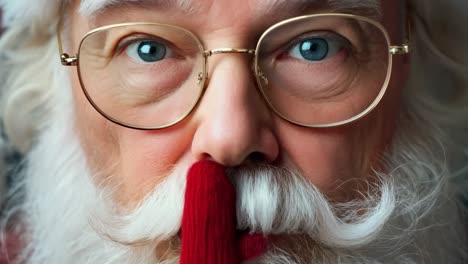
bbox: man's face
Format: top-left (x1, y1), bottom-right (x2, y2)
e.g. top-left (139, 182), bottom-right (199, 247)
top-left (67, 0), bottom-right (407, 208)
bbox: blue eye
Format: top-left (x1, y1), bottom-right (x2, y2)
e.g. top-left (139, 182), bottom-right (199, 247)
top-left (298, 38), bottom-right (328, 61)
top-left (288, 35), bottom-right (346, 62)
top-left (126, 40), bottom-right (171, 63)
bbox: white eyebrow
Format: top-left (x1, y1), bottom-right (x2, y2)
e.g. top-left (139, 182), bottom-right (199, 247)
top-left (328, 0), bottom-right (381, 16)
top-left (79, 0), bottom-right (198, 16)
top-left (80, 0), bottom-right (381, 18)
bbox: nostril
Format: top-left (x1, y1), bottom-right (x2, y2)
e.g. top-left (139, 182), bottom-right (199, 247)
top-left (247, 152), bottom-right (266, 163)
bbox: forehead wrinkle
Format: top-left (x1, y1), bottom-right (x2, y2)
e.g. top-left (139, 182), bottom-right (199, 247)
top-left (79, 0), bottom-right (199, 17)
top-left (329, 0), bottom-right (382, 18)
top-left (253, 0), bottom-right (325, 14)
top-left (79, 0), bottom-right (382, 20)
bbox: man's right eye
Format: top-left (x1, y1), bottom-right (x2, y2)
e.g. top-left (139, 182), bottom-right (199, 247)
top-left (124, 39), bottom-right (173, 63)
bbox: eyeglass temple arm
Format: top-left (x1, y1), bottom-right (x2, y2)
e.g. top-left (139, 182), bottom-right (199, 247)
top-left (389, 44), bottom-right (410, 55)
top-left (57, 11), bottom-right (78, 67)
top-left (390, 12), bottom-right (411, 56)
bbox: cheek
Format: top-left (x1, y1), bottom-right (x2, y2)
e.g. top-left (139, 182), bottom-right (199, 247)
top-left (73, 76), bottom-right (194, 206)
top-left (115, 128), bottom-right (193, 203)
top-left (71, 71), bottom-right (119, 178)
top-left (277, 125), bottom-right (358, 195)
top-left (276, 99), bottom-right (401, 202)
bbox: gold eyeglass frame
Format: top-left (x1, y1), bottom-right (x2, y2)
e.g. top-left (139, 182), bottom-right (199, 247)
top-left (58, 13), bottom-right (410, 130)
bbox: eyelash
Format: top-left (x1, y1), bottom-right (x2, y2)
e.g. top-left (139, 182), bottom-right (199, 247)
top-left (284, 32), bottom-right (351, 54)
top-left (114, 34), bottom-right (171, 57)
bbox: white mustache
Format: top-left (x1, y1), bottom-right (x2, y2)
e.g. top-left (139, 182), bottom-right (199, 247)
top-left (228, 165), bottom-right (395, 247)
top-left (90, 163), bottom-right (394, 249)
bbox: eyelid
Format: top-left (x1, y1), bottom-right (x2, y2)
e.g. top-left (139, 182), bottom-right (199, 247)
top-left (287, 31), bottom-right (347, 49)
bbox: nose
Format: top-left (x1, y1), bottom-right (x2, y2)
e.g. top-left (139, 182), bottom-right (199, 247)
top-left (191, 54), bottom-right (279, 166)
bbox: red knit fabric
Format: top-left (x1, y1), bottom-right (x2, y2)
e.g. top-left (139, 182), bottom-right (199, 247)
top-left (180, 160), bottom-right (239, 264)
top-left (239, 233), bottom-right (268, 261)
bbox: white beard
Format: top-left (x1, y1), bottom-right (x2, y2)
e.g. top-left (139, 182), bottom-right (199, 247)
top-left (4, 66), bottom-right (466, 264)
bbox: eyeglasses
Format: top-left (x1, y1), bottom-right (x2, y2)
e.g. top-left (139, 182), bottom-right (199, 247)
top-left (58, 13), bottom-right (409, 130)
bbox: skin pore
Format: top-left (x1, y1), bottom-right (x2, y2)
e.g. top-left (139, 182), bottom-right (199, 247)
top-left (67, 0), bottom-right (407, 208)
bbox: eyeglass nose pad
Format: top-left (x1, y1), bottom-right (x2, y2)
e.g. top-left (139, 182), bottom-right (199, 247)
top-left (197, 72), bottom-right (204, 85)
top-left (257, 67), bottom-right (269, 86)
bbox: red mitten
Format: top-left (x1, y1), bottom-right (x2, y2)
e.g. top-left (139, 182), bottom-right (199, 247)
top-left (239, 233), bottom-right (268, 261)
top-left (180, 160), bottom-right (239, 264)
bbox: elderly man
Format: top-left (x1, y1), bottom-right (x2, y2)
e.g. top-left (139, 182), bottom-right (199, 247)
top-left (0, 0), bottom-right (467, 263)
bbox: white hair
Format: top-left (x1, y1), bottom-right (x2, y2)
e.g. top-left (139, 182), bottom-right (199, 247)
top-left (1, 0), bottom-right (468, 263)
top-left (0, 139), bottom-right (6, 206)
top-left (0, 0), bottom-right (63, 28)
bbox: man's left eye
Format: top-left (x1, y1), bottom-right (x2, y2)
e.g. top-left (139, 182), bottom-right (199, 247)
top-left (126, 40), bottom-right (173, 63)
top-left (288, 34), bottom-right (348, 62)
